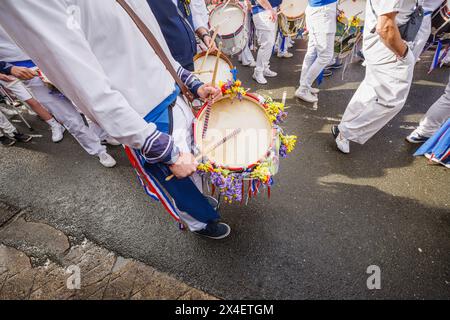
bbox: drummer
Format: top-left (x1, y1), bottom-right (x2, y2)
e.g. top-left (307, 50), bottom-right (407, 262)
top-left (412, 0), bottom-right (445, 61)
top-left (147, 0), bottom-right (217, 71)
top-left (251, 0), bottom-right (281, 85)
top-left (0, 0), bottom-right (230, 240)
top-left (295, 0), bottom-right (338, 103)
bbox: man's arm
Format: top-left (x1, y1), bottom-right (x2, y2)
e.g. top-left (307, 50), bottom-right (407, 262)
top-left (0, 0), bottom-right (174, 163)
top-left (376, 12), bottom-right (409, 59)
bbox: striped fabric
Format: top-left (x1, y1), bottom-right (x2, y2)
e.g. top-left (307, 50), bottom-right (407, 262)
top-left (177, 66), bottom-right (202, 96)
top-left (141, 129), bottom-right (174, 164)
top-left (124, 146), bottom-right (181, 222)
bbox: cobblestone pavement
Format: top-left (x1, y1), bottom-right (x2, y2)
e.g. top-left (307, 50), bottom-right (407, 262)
top-left (0, 201), bottom-right (217, 300)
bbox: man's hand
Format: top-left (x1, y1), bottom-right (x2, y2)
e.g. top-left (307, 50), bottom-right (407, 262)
top-left (197, 84), bottom-right (222, 102)
top-left (203, 34), bottom-right (218, 52)
top-left (10, 66), bottom-right (37, 80)
top-left (0, 74), bottom-right (15, 82)
top-left (269, 9), bottom-right (277, 22)
top-left (169, 152), bottom-right (198, 179)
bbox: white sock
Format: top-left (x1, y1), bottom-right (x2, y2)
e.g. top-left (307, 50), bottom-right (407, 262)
top-left (46, 118), bottom-right (60, 128)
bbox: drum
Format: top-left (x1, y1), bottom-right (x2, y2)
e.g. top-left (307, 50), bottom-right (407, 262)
top-left (194, 94), bottom-right (277, 172)
top-left (337, 0), bottom-right (366, 27)
top-left (278, 0), bottom-right (308, 37)
top-left (193, 51), bottom-right (234, 85)
top-left (209, 2), bottom-right (248, 56)
top-left (432, 1), bottom-right (450, 37)
top-left (335, 0), bottom-right (366, 58)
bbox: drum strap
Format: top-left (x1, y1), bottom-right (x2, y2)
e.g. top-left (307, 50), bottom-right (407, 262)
top-left (116, 0), bottom-right (195, 102)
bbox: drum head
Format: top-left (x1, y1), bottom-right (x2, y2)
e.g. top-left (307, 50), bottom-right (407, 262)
top-left (280, 0), bottom-right (308, 19)
top-left (338, 0), bottom-right (366, 23)
top-left (195, 95), bottom-right (273, 170)
top-left (209, 3), bottom-right (245, 36)
top-left (193, 52), bottom-right (233, 85)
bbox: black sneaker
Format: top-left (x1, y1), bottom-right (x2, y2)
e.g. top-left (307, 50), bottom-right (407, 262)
top-left (13, 132), bottom-right (32, 142)
top-left (323, 69), bottom-right (333, 77)
top-left (325, 62), bottom-right (343, 70)
top-left (0, 135), bottom-right (16, 146)
top-left (331, 125), bottom-right (340, 139)
top-left (194, 222), bottom-right (231, 240)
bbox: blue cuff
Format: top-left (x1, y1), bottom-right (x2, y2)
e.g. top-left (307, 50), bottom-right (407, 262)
top-left (141, 130), bottom-right (175, 164)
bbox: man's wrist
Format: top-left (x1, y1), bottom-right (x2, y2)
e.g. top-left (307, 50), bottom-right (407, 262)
top-left (397, 44), bottom-right (409, 60)
top-left (165, 145), bottom-right (180, 165)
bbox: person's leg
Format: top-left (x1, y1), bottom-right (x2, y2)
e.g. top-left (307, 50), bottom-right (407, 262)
top-left (25, 78), bottom-right (115, 165)
top-left (253, 11), bottom-right (277, 83)
top-left (0, 110), bottom-right (32, 144)
top-left (299, 34), bottom-right (318, 89)
top-left (1, 79), bottom-right (66, 142)
top-left (412, 14), bottom-right (432, 62)
top-left (338, 52), bottom-right (415, 146)
top-left (301, 32), bottom-right (335, 90)
top-left (415, 74), bottom-right (450, 137)
top-left (0, 110), bottom-right (17, 136)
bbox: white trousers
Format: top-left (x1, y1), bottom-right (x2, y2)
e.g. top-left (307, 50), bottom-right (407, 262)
top-left (253, 8), bottom-right (278, 73)
top-left (241, 14), bottom-right (256, 65)
top-left (339, 51), bottom-right (415, 144)
top-left (0, 111), bottom-right (17, 137)
top-left (170, 96), bottom-right (207, 231)
top-left (0, 79), bottom-right (33, 101)
top-left (416, 73), bottom-right (450, 137)
top-left (299, 4), bottom-right (337, 89)
top-left (412, 14), bottom-right (432, 61)
top-left (24, 77), bottom-right (107, 156)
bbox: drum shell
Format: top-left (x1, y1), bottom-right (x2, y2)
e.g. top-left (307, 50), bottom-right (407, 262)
top-left (209, 2), bottom-right (248, 56)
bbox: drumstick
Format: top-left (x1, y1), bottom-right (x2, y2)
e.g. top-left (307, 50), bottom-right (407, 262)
top-left (199, 26), bottom-right (220, 72)
top-left (211, 42), bottom-right (223, 87)
top-left (165, 128), bottom-right (242, 181)
top-left (192, 69), bottom-right (214, 75)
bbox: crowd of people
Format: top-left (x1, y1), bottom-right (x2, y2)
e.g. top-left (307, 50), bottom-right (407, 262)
top-left (0, 0), bottom-right (449, 240)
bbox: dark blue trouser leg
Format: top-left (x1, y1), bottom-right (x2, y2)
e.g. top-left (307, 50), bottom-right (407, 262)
top-left (144, 162), bottom-right (220, 225)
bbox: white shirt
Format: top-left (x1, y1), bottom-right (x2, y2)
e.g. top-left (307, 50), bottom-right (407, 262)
top-left (0, 0), bottom-right (183, 150)
top-left (420, 0), bottom-right (444, 12)
top-left (363, 0), bottom-right (416, 65)
top-left (171, 0), bottom-right (209, 31)
top-left (0, 25), bottom-right (30, 62)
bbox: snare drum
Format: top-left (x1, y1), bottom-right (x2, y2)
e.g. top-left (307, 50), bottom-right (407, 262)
top-left (278, 0), bottom-right (308, 37)
top-left (193, 51), bottom-right (234, 85)
top-left (194, 94), bottom-right (277, 172)
top-left (209, 2), bottom-right (248, 56)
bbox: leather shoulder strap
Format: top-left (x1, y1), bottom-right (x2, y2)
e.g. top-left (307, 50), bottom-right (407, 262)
top-left (116, 0), bottom-right (194, 102)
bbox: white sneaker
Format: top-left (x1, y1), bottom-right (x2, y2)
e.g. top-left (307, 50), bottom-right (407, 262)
top-left (253, 71), bottom-right (267, 85)
top-left (263, 69), bottom-right (278, 78)
top-left (51, 123), bottom-right (66, 143)
top-left (102, 136), bottom-right (121, 146)
top-left (277, 52), bottom-right (293, 59)
top-left (98, 152), bottom-right (117, 168)
top-left (335, 133), bottom-right (350, 154)
top-left (242, 61), bottom-right (256, 68)
top-left (0, 106), bottom-right (16, 116)
top-left (295, 87), bottom-right (318, 103)
top-left (309, 87), bottom-right (320, 94)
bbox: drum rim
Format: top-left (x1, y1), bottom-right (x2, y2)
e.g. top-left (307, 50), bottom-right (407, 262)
top-left (193, 51), bottom-right (234, 70)
top-left (279, 0), bottom-right (308, 20)
top-left (209, 2), bottom-right (246, 37)
top-left (193, 93), bottom-right (276, 172)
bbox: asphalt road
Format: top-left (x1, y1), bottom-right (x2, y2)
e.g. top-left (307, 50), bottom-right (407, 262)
top-left (0, 40), bottom-right (449, 299)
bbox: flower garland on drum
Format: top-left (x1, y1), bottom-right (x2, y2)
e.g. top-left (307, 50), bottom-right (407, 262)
top-left (196, 84), bottom-right (298, 204)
